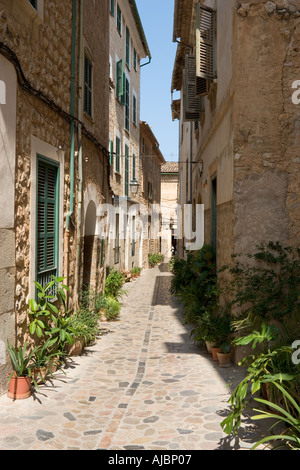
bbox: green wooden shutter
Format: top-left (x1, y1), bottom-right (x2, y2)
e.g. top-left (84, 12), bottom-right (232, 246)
top-left (37, 158), bottom-right (59, 288)
top-left (132, 153), bottom-right (136, 180)
top-left (117, 4), bottom-right (122, 34)
top-left (125, 144), bottom-right (129, 196)
top-left (126, 26), bottom-right (130, 67)
top-left (196, 4), bottom-right (216, 96)
top-left (110, 0), bottom-right (114, 16)
top-left (116, 59), bottom-right (124, 100)
top-left (84, 56), bottom-right (93, 117)
top-left (110, 140), bottom-right (114, 167)
top-left (116, 136), bottom-right (120, 173)
top-left (133, 94), bottom-right (137, 125)
top-left (124, 77), bottom-right (130, 131)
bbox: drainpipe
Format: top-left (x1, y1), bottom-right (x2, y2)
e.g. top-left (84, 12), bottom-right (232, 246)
top-left (76, 0), bottom-right (83, 306)
top-left (140, 57), bottom-right (151, 68)
top-left (66, 0), bottom-right (77, 294)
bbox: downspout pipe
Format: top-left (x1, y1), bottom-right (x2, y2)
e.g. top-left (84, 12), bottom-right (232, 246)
top-left (66, 0), bottom-right (77, 298)
top-left (66, 0), bottom-right (77, 232)
top-left (140, 57), bottom-right (151, 68)
top-left (76, 0), bottom-right (83, 306)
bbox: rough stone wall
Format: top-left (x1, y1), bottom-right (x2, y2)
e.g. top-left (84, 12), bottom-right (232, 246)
top-left (0, 0), bottom-right (74, 394)
top-left (232, 0), bottom-right (300, 253)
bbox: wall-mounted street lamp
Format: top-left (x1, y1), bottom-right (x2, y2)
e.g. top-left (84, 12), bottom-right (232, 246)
top-left (130, 178), bottom-right (139, 196)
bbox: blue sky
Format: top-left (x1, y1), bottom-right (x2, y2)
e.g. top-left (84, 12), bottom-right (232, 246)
top-left (135, 0), bottom-right (179, 163)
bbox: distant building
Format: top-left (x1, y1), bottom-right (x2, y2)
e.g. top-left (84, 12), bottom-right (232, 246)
top-left (161, 163), bottom-right (179, 258)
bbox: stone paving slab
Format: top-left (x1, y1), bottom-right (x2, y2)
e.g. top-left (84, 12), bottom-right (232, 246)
top-left (0, 263), bottom-right (268, 451)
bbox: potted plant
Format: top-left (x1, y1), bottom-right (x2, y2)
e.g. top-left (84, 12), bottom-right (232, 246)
top-left (7, 342), bottom-right (39, 399)
top-left (217, 340), bottom-right (232, 367)
top-left (208, 312), bottom-right (233, 363)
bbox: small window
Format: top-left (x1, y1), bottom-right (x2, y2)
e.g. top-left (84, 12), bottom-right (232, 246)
top-left (117, 4), bottom-right (122, 35)
top-left (133, 49), bottom-right (137, 70)
top-left (84, 55), bottom-right (93, 118)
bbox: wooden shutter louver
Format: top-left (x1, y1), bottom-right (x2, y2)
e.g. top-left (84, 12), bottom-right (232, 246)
top-left (196, 4), bottom-right (216, 96)
top-left (37, 160), bottom-right (59, 288)
top-left (183, 54), bottom-right (204, 122)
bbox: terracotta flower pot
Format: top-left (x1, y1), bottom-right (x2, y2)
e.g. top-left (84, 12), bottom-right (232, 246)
top-left (217, 351), bottom-right (232, 367)
top-left (65, 339), bottom-right (84, 356)
top-left (7, 373), bottom-right (32, 399)
top-left (205, 341), bottom-right (216, 354)
top-left (32, 366), bottom-right (48, 384)
top-left (211, 347), bottom-right (222, 361)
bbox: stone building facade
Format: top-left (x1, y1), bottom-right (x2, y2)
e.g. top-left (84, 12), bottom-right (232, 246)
top-left (161, 162), bottom-right (179, 258)
top-left (172, 0), bottom-right (300, 269)
top-left (0, 0), bottom-right (110, 395)
top-left (139, 121), bottom-right (165, 266)
top-left (107, 0), bottom-right (153, 271)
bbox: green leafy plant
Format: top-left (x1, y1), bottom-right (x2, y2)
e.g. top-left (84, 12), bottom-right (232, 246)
top-left (131, 266), bottom-right (142, 277)
top-left (104, 296), bottom-right (121, 321)
top-left (105, 268), bottom-right (126, 299)
top-left (28, 275), bottom-right (70, 338)
top-left (251, 381), bottom-right (300, 450)
top-left (221, 323), bottom-right (297, 435)
top-left (7, 342), bottom-right (37, 379)
top-left (68, 308), bottom-right (101, 346)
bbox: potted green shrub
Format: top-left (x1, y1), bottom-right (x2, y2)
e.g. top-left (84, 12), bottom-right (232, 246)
top-left (7, 342), bottom-right (39, 399)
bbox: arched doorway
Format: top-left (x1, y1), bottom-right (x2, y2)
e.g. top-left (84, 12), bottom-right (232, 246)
top-left (83, 200), bottom-right (97, 290)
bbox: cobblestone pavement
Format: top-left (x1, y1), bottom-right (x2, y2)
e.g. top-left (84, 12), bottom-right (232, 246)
top-left (0, 263), bottom-right (268, 451)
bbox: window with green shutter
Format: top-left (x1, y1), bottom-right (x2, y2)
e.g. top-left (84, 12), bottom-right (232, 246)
top-left (132, 94), bottom-right (137, 125)
top-left (84, 55), bottom-right (93, 117)
top-left (117, 4), bottom-right (122, 35)
top-left (125, 144), bottom-right (129, 197)
top-left (124, 76), bottom-right (130, 132)
top-left (110, 0), bottom-right (115, 16)
top-left (132, 152), bottom-right (136, 180)
top-left (133, 48), bottom-right (137, 70)
top-left (36, 157), bottom-right (59, 289)
top-left (116, 136), bottom-right (121, 173)
top-left (125, 26), bottom-right (130, 68)
top-left (116, 59), bottom-right (124, 101)
top-left (110, 140), bottom-right (114, 167)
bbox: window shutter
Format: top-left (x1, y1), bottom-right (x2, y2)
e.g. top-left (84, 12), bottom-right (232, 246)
top-left (110, 140), bottom-right (114, 167)
top-left (132, 153), bottom-right (136, 180)
top-left (133, 94), bottom-right (137, 125)
top-left (37, 159), bottom-right (59, 288)
top-left (116, 59), bottom-right (124, 100)
top-left (125, 144), bottom-right (129, 196)
top-left (124, 77), bottom-right (130, 131)
top-left (116, 136), bottom-right (121, 173)
top-left (110, 0), bottom-right (114, 16)
top-left (84, 56), bottom-right (93, 117)
top-left (183, 54), bottom-right (204, 122)
top-left (126, 26), bottom-right (130, 67)
top-left (196, 4), bottom-right (216, 96)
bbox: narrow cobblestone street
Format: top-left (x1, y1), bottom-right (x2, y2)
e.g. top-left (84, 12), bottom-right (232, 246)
top-left (0, 263), bottom-right (265, 451)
